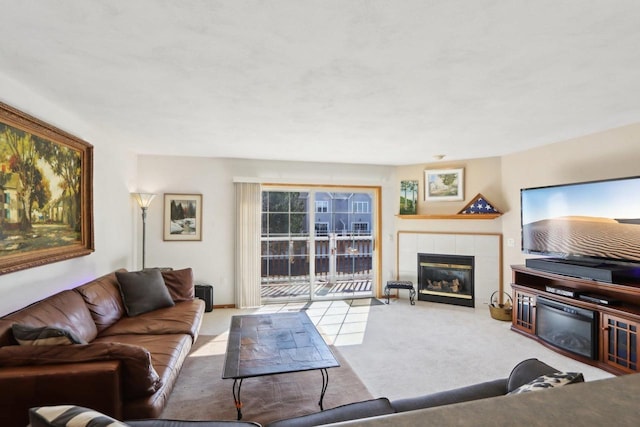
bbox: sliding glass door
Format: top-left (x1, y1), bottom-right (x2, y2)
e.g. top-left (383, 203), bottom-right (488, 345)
top-left (261, 190), bottom-right (311, 299)
top-left (261, 187), bottom-right (378, 302)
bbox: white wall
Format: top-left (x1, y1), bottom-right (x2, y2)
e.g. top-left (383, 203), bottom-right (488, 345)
top-left (500, 124), bottom-right (640, 292)
top-left (0, 74), bottom-right (136, 316)
top-left (395, 156), bottom-right (505, 219)
top-left (391, 156), bottom-right (504, 291)
top-left (1, 72), bottom-right (638, 314)
top-left (392, 135), bottom-right (640, 297)
top-left (137, 156), bottom-right (397, 305)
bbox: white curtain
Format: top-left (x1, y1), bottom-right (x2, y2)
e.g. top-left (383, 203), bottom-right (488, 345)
top-left (234, 182), bottom-right (262, 308)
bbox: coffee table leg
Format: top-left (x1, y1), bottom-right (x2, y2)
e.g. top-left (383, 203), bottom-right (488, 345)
top-left (319, 368), bottom-right (329, 410)
top-left (232, 378), bottom-right (243, 420)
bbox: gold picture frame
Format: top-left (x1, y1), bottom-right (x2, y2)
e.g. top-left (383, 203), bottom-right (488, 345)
top-left (0, 101), bottom-right (94, 275)
top-left (163, 193), bottom-right (202, 241)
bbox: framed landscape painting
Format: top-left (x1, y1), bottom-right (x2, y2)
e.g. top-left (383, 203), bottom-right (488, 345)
top-left (163, 193), bottom-right (202, 241)
top-left (424, 168), bottom-right (464, 201)
top-left (0, 101), bottom-right (94, 275)
top-left (400, 180), bottom-right (418, 214)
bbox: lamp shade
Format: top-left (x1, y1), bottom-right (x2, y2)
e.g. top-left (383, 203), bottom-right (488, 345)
top-left (132, 193), bottom-right (156, 208)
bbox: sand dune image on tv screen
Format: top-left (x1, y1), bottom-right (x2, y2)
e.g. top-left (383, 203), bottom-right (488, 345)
top-left (523, 216), bottom-right (640, 262)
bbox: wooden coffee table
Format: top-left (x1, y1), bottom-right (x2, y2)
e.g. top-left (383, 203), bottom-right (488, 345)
top-left (222, 311), bottom-right (340, 420)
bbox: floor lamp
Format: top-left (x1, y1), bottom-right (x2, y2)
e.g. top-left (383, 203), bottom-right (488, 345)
top-left (133, 193), bottom-right (156, 269)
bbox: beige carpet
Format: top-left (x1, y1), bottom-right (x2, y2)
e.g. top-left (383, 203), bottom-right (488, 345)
top-left (174, 299), bottom-right (616, 424)
top-left (161, 335), bottom-right (373, 425)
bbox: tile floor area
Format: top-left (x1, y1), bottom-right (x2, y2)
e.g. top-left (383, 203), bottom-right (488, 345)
top-left (253, 299), bottom-right (377, 346)
top-left (199, 299), bottom-right (380, 347)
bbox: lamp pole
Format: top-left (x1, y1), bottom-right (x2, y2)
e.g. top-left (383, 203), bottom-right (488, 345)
top-left (133, 193), bottom-right (156, 270)
top-left (141, 205), bottom-right (148, 269)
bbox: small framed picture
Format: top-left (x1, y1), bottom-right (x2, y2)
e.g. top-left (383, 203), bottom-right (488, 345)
top-left (400, 180), bottom-right (419, 214)
top-left (424, 168), bottom-right (464, 201)
top-left (163, 193), bottom-right (202, 241)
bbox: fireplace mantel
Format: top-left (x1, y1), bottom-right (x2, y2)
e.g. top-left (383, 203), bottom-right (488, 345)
top-left (396, 231), bottom-right (503, 306)
top-left (396, 214), bottom-right (502, 220)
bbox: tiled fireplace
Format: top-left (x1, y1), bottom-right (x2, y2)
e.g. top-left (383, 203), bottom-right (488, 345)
top-left (397, 232), bottom-right (502, 307)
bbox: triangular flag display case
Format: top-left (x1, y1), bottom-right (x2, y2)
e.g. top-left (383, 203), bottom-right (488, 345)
top-left (396, 193), bottom-right (502, 220)
top-left (458, 193), bottom-right (502, 216)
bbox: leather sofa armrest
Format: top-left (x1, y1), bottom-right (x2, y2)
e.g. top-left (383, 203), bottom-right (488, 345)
top-left (0, 342), bottom-right (161, 398)
top-left (0, 360), bottom-right (122, 427)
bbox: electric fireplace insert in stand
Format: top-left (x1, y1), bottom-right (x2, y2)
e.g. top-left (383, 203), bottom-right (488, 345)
top-left (536, 297), bottom-right (598, 360)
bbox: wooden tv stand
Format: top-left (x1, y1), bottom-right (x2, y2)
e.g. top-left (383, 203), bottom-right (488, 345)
top-left (511, 264), bottom-right (640, 375)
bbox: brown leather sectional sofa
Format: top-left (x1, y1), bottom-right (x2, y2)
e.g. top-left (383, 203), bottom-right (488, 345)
top-left (0, 268), bottom-right (205, 427)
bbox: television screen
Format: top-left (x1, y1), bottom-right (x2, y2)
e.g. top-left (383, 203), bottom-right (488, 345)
top-left (521, 176), bottom-right (640, 264)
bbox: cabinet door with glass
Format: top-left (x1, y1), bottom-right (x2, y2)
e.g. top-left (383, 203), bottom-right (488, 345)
top-left (601, 313), bottom-right (639, 373)
top-left (513, 288), bottom-right (536, 334)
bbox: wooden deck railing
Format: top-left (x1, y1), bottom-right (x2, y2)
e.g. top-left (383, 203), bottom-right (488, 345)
top-left (261, 235), bottom-right (372, 283)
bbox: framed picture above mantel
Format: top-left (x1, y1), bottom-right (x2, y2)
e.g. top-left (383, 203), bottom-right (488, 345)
top-left (400, 180), bottom-right (419, 214)
top-left (424, 168), bottom-right (464, 201)
top-left (0, 101), bottom-right (94, 275)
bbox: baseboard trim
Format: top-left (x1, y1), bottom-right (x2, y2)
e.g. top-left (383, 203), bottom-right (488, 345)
top-left (213, 304), bottom-right (236, 309)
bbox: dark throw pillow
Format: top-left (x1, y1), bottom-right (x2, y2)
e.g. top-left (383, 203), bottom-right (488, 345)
top-left (161, 267), bottom-right (195, 302)
top-left (116, 269), bottom-right (175, 316)
top-left (12, 324), bottom-right (86, 346)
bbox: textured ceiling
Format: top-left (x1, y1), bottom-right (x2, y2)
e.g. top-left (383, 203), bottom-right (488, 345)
top-left (1, 1), bottom-right (639, 165)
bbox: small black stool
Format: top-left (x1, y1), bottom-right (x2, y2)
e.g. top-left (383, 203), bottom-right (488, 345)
top-left (384, 281), bottom-right (416, 305)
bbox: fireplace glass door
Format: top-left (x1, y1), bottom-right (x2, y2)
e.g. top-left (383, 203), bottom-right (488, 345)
top-left (417, 253), bottom-right (475, 307)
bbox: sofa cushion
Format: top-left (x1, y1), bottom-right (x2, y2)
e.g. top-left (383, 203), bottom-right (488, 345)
top-left (98, 299), bottom-right (205, 340)
top-left (162, 268), bottom-right (195, 302)
top-left (75, 270), bottom-right (127, 333)
top-left (116, 270), bottom-right (175, 316)
top-left (0, 342), bottom-right (162, 399)
top-left (265, 398), bottom-right (395, 427)
top-left (3, 290), bottom-right (98, 343)
top-left (12, 324), bottom-right (86, 345)
top-left (29, 405), bottom-right (128, 427)
top-left (508, 372), bottom-right (584, 394)
top-left (506, 358), bottom-right (560, 392)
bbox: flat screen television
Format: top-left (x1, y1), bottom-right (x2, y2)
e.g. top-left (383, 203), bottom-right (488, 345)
top-left (521, 175), bottom-right (640, 266)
